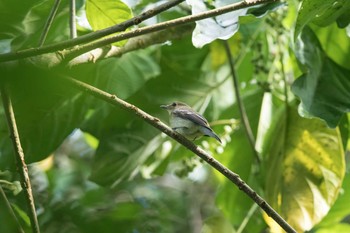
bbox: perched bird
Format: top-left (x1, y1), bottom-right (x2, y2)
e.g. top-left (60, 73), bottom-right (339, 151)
top-left (161, 102), bottom-right (222, 143)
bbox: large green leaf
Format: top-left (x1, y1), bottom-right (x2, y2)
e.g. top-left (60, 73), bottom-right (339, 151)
top-left (294, 0), bottom-right (350, 39)
top-left (0, 65), bottom-right (90, 166)
top-left (291, 27), bottom-right (350, 128)
top-left (86, 0), bottom-right (133, 46)
top-left (260, 100), bottom-right (345, 232)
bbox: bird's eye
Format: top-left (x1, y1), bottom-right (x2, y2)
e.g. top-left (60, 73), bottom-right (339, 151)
top-left (171, 102), bottom-right (177, 107)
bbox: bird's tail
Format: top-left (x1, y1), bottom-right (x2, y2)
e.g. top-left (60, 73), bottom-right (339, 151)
top-left (201, 127), bottom-right (222, 144)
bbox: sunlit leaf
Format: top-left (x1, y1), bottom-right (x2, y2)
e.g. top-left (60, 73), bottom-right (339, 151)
top-left (313, 173), bottom-right (350, 231)
top-left (262, 105), bottom-right (345, 232)
top-left (86, 0), bottom-right (133, 46)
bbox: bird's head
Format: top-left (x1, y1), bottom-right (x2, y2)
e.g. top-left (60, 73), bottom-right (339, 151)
top-left (160, 102), bottom-right (189, 112)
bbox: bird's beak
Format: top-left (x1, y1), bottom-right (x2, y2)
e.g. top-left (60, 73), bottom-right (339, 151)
top-left (160, 104), bottom-right (169, 109)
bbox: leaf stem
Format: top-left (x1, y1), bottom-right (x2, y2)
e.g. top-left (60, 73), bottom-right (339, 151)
top-left (38, 0), bottom-right (62, 47)
top-left (1, 86), bottom-right (40, 233)
top-left (60, 75), bottom-right (296, 233)
top-left (69, 0), bottom-right (77, 39)
top-left (223, 40), bottom-right (261, 164)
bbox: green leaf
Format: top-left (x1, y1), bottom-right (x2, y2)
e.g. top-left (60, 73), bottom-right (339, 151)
top-left (262, 104), bottom-right (345, 232)
top-left (314, 223), bottom-right (350, 233)
top-left (311, 23), bottom-right (350, 69)
top-left (96, 52), bottom-right (160, 99)
top-left (291, 27), bottom-right (350, 127)
top-left (86, 0), bottom-right (133, 47)
top-left (0, 66), bottom-right (89, 166)
top-left (294, 0), bottom-right (350, 39)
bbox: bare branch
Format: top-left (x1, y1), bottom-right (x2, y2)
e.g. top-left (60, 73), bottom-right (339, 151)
top-left (60, 75), bottom-right (296, 233)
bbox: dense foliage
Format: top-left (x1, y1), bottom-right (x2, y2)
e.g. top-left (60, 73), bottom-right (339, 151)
top-left (0, 0), bottom-right (349, 232)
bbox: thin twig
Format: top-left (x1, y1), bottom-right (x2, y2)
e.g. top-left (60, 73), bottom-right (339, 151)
top-left (62, 0), bottom-right (279, 60)
top-left (69, 0), bottom-right (77, 39)
top-left (38, 0), bottom-right (62, 47)
top-left (0, 186), bottom-right (25, 233)
top-left (223, 41), bottom-right (261, 164)
top-left (0, 0), bottom-right (185, 62)
top-left (1, 86), bottom-right (40, 233)
top-left (60, 75), bottom-right (296, 233)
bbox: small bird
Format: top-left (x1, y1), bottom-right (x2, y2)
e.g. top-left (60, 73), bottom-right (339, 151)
top-left (161, 102), bottom-right (222, 143)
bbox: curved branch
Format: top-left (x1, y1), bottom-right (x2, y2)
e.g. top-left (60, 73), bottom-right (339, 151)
top-left (0, 0), bottom-right (185, 62)
top-left (1, 86), bottom-right (40, 233)
top-left (60, 75), bottom-right (296, 233)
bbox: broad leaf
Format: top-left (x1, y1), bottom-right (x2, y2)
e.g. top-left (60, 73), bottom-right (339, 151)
top-left (291, 27), bottom-right (350, 127)
top-left (0, 66), bottom-right (90, 166)
top-left (260, 99), bottom-right (345, 232)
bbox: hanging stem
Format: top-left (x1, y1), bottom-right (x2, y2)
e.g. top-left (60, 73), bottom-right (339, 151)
top-left (1, 86), bottom-right (40, 233)
top-left (223, 40), bottom-right (261, 164)
top-left (38, 0), bottom-right (62, 47)
top-left (69, 0), bottom-right (77, 39)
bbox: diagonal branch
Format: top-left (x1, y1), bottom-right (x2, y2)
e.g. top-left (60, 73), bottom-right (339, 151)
top-left (60, 75), bottom-right (296, 233)
top-left (1, 86), bottom-right (40, 233)
top-left (0, 0), bottom-right (185, 62)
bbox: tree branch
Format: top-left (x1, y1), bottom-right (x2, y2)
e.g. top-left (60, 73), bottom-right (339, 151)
top-left (38, 0), bottom-right (62, 47)
top-left (60, 75), bottom-right (296, 233)
top-left (1, 86), bottom-right (40, 233)
top-left (62, 0), bottom-right (279, 61)
top-left (66, 24), bottom-right (194, 67)
top-left (0, 0), bottom-right (185, 62)
top-left (223, 41), bottom-right (261, 164)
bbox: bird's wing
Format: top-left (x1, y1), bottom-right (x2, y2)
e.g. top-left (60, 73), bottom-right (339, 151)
top-left (172, 108), bottom-right (210, 128)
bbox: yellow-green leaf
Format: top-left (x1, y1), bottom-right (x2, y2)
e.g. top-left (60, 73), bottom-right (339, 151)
top-left (86, 0), bottom-right (133, 46)
top-left (263, 107), bottom-right (345, 232)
